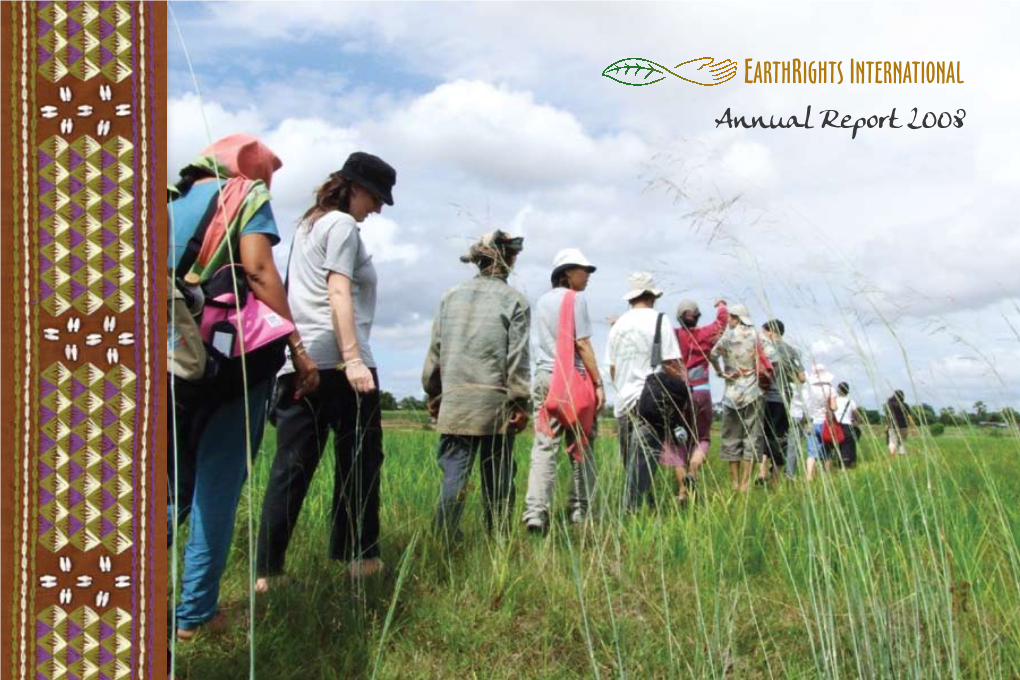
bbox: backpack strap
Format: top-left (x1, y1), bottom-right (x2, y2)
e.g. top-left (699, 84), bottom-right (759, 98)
top-left (174, 188), bottom-right (223, 277)
top-left (651, 313), bottom-right (665, 368)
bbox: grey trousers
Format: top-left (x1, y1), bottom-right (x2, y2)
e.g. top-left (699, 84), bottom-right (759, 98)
top-left (522, 372), bottom-right (596, 524)
top-left (434, 433), bottom-right (516, 541)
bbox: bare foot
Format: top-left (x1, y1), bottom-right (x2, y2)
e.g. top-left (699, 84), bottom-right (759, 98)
top-left (348, 558), bottom-right (385, 579)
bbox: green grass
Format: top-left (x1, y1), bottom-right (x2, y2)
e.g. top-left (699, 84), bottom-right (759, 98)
top-left (171, 419), bottom-right (1020, 680)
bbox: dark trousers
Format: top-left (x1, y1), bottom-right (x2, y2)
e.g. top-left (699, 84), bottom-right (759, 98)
top-left (434, 434), bottom-right (516, 541)
top-left (624, 414), bottom-right (664, 511)
top-left (256, 368), bottom-right (383, 575)
top-left (763, 400), bottom-right (789, 467)
top-left (617, 416), bottom-right (632, 469)
top-left (839, 424), bottom-right (858, 468)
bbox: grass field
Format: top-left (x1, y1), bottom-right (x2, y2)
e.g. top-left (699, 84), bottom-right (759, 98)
top-left (171, 417), bottom-right (1020, 680)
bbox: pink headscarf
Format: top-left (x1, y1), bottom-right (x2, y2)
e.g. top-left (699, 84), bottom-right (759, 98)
top-left (200, 133), bottom-right (282, 188)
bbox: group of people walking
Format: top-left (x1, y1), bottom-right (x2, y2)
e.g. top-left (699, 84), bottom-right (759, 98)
top-left (167, 134), bottom-right (914, 643)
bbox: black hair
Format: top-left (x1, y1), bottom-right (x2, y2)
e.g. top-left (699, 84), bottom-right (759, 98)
top-left (173, 165), bottom-right (216, 198)
top-left (631, 291), bottom-right (659, 306)
top-left (763, 319), bottom-right (785, 336)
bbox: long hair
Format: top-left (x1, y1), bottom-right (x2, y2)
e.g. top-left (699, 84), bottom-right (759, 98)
top-left (301, 172), bottom-right (353, 227)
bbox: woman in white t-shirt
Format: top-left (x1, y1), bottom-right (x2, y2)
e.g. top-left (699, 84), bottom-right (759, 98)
top-left (834, 381), bottom-right (860, 468)
top-left (255, 152), bottom-right (397, 588)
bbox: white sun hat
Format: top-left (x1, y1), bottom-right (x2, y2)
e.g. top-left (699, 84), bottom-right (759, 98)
top-left (622, 271), bottom-right (663, 301)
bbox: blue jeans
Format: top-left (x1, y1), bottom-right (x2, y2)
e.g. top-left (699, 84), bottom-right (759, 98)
top-left (806, 423), bottom-right (829, 461)
top-left (168, 378), bottom-right (271, 629)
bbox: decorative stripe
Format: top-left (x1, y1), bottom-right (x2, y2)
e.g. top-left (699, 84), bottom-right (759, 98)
top-left (19, 2), bottom-right (33, 678)
top-left (8, 4), bottom-right (21, 676)
top-left (28, 4), bottom-right (39, 675)
top-left (11, 4), bottom-right (22, 678)
top-left (135, 3), bottom-right (149, 676)
top-left (144, 8), bottom-right (158, 676)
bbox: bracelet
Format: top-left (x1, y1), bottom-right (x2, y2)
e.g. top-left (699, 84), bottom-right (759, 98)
top-left (343, 358), bottom-right (364, 369)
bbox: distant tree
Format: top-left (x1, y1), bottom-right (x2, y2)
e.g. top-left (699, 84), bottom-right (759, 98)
top-left (859, 408), bottom-right (883, 425)
top-left (938, 406), bottom-right (958, 426)
top-left (913, 403), bottom-right (937, 424)
top-left (972, 400), bottom-right (988, 421)
top-left (928, 422), bottom-right (946, 437)
top-left (379, 390), bottom-right (398, 411)
top-left (1001, 407), bottom-right (1020, 426)
top-left (399, 396), bottom-right (427, 411)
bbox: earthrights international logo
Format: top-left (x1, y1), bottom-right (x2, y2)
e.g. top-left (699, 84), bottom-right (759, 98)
top-left (601, 57), bottom-right (738, 86)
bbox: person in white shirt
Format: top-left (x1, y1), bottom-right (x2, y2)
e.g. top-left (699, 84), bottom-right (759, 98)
top-left (785, 381), bottom-right (810, 479)
top-left (605, 272), bottom-right (684, 511)
top-left (804, 364), bottom-right (837, 481)
top-left (834, 382), bottom-right (860, 468)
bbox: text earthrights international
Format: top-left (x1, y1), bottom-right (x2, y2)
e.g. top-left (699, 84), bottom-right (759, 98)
top-left (714, 106), bottom-right (967, 139)
top-left (744, 59), bottom-right (964, 85)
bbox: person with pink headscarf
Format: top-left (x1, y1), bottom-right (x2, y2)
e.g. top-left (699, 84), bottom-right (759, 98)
top-left (168, 134), bottom-right (319, 640)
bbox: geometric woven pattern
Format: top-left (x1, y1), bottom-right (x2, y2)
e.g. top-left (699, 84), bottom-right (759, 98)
top-left (39, 135), bottom-right (135, 317)
top-left (38, 362), bottom-right (136, 555)
top-left (37, 1), bottom-right (133, 83)
top-left (35, 605), bottom-right (132, 680)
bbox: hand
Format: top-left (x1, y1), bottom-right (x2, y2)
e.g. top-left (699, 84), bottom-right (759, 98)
top-left (672, 57), bottom-right (738, 86)
top-left (427, 396), bottom-right (441, 418)
top-left (292, 353), bottom-right (320, 400)
top-left (507, 407), bottom-right (529, 434)
top-left (594, 385), bottom-right (606, 412)
top-left (345, 361), bottom-right (376, 394)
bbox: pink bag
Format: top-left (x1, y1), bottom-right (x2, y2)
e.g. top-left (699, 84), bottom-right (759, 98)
top-left (198, 265), bottom-right (294, 358)
top-left (537, 290), bottom-right (596, 462)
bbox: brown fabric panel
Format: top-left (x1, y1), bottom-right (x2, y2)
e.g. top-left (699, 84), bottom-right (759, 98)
top-left (2, 2), bottom-right (167, 677)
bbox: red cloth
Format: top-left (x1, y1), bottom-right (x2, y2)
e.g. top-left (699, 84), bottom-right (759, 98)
top-left (676, 304), bottom-right (729, 387)
top-left (536, 290), bottom-right (596, 462)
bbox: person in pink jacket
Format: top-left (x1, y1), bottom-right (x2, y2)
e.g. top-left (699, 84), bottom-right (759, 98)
top-left (673, 299), bottom-right (728, 500)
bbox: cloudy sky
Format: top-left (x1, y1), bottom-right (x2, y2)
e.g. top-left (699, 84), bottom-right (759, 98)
top-left (167, 1), bottom-right (1020, 411)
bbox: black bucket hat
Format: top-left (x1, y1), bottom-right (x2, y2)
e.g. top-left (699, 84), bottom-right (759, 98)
top-left (338, 151), bottom-right (396, 206)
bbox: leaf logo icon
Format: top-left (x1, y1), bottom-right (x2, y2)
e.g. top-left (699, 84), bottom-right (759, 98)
top-left (602, 58), bottom-right (668, 86)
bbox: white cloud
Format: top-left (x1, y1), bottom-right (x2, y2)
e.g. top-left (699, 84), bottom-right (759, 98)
top-left (373, 80), bottom-right (648, 192)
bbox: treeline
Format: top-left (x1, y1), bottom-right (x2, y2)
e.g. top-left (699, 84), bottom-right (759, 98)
top-left (379, 391), bottom-right (428, 412)
top-left (380, 392), bottom-right (1016, 430)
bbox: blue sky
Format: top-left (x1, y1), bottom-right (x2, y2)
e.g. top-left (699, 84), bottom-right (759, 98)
top-left (167, 1), bottom-right (1020, 411)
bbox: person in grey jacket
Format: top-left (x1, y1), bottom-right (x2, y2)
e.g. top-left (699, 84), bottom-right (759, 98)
top-left (423, 230), bottom-right (531, 543)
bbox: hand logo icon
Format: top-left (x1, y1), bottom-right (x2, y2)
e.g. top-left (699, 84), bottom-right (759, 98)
top-left (673, 57), bottom-right (738, 86)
